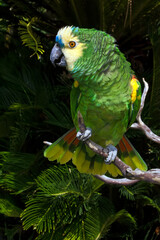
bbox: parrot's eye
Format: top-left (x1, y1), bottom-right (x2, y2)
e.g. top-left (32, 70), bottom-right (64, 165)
top-left (69, 41), bottom-right (76, 48)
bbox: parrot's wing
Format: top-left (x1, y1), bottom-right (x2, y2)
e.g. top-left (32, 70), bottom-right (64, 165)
top-left (70, 85), bottom-right (81, 126)
top-left (128, 77), bottom-right (142, 127)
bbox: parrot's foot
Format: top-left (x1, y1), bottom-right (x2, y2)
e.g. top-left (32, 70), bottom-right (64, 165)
top-left (104, 144), bottom-right (117, 164)
top-left (76, 127), bottom-right (92, 141)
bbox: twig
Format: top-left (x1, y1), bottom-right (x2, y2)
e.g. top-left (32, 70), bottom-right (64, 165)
top-left (94, 175), bottom-right (139, 185)
top-left (130, 79), bottom-right (160, 144)
top-left (43, 141), bottom-right (52, 146)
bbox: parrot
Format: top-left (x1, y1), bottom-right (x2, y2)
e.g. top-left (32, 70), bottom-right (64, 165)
top-left (44, 26), bottom-right (147, 177)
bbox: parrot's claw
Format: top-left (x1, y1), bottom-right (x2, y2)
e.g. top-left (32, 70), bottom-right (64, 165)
top-left (76, 128), bottom-right (92, 141)
top-left (104, 144), bottom-right (117, 164)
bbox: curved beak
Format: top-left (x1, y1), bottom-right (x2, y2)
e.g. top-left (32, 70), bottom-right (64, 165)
top-left (50, 43), bottom-right (66, 67)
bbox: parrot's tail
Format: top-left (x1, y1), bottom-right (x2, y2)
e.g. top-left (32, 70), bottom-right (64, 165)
top-left (44, 128), bottom-right (147, 176)
top-left (44, 128), bottom-right (79, 164)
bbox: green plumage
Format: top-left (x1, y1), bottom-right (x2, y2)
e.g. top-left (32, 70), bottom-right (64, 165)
top-left (44, 26), bottom-right (147, 176)
top-left (71, 28), bottom-right (134, 146)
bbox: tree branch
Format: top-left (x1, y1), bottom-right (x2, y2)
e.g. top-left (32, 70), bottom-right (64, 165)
top-left (77, 79), bottom-right (160, 185)
top-left (44, 78), bottom-right (160, 185)
top-left (130, 78), bottom-right (160, 144)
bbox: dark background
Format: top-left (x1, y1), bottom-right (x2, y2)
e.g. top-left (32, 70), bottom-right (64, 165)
top-left (0, 0), bottom-right (160, 239)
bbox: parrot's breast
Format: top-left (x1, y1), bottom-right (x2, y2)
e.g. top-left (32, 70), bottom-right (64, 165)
top-left (70, 38), bottom-right (133, 147)
top-left (73, 76), bottom-right (132, 147)
top-left (84, 97), bottom-right (129, 146)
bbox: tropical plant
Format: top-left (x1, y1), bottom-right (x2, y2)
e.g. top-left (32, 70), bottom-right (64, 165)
top-left (0, 0), bottom-right (160, 239)
top-left (18, 18), bottom-right (45, 59)
top-left (21, 165), bottom-right (136, 239)
top-left (119, 182), bottom-right (160, 240)
top-left (3, 0), bottom-right (160, 124)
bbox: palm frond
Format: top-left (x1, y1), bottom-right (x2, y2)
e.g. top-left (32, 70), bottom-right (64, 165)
top-left (44, 102), bottom-right (73, 129)
top-left (119, 182), bottom-right (151, 200)
top-left (21, 165), bottom-right (136, 239)
top-left (84, 196), bottom-right (115, 239)
top-left (141, 195), bottom-right (160, 212)
top-left (21, 166), bottom-right (103, 234)
top-left (0, 192), bottom-right (22, 217)
top-left (18, 18), bottom-right (44, 59)
top-left (85, 202), bottom-right (136, 239)
top-left (0, 152), bottom-right (37, 194)
top-left (108, 210), bottom-right (137, 239)
top-left (62, 200), bottom-right (136, 240)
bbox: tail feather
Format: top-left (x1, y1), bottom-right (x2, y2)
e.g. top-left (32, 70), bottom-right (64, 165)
top-left (117, 135), bottom-right (147, 171)
top-left (44, 128), bottom-right (78, 163)
top-left (117, 138), bottom-right (135, 169)
top-left (58, 150), bottom-right (73, 164)
top-left (44, 129), bottom-right (147, 176)
top-left (72, 143), bottom-right (87, 172)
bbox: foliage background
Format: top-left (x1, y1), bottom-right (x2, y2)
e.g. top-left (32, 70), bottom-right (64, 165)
top-left (0, 0), bottom-right (160, 239)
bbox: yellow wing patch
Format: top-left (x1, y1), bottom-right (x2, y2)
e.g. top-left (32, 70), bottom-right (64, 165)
top-left (57, 26), bottom-right (86, 71)
top-left (130, 76), bottom-right (139, 103)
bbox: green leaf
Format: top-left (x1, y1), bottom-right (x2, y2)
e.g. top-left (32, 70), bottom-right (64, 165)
top-left (0, 194), bottom-right (22, 217)
top-left (21, 166), bottom-right (103, 233)
top-left (85, 203), bottom-right (136, 240)
top-left (141, 195), bottom-right (160, 212)
top-left (119, 182), bottom-right (151, 201)
top-left (18, 18), bottom-right (44, 59)
top-left (0, 152), bottom-right (37, 194)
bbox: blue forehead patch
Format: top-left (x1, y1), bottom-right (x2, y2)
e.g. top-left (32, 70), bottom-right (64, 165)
top-left (55, 35), bottom-right (64, 47)
top-left (72, 26), bottom-right (79, 33)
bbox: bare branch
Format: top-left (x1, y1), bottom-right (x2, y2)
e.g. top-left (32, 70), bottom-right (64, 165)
top-left (44, 78), bottom-right (160, 185)
top-left (131, 79), bottom-right (160, 144)
top-left (94, 175), bottom-right (139, 185)
top-left (77, 80), bottom-right (160, 185)
top-left (94, 169), bottom-right (160, 185)
top-left (43, 141), bottom-right (52, 146)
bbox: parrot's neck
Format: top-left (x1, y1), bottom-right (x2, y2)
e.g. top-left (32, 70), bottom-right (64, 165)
top-left (72, 61), bottom-right (132, 92)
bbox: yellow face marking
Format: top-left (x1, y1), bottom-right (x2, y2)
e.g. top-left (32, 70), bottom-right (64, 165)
top-left (57, 26), bottom-right (86, 71)
top-left (130, 77), bottom-right (139, 103)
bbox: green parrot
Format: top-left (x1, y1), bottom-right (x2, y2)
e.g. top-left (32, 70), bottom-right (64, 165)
top-left (44, 26), bottom-right (147, 177)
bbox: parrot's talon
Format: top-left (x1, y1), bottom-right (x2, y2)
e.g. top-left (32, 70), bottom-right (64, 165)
top-left (76, 127), bottom-right (92, 141)
top-left (104, 144), bottom-right (117, 164)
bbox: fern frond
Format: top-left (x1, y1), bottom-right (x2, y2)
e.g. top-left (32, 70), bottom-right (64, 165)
top-left (0, 152), bottom-right (36, 194)
top-left (85, 201), bottom-right (136, 240)
top-left (21, 166), bottom-right (103, 234)
top-left (62, 200), bottom-right (136, 240)
top-left (119, 182), bottom-right (151, 201)
top-left (141, 195), bottom-right (160, 212)
top-left (0, 193), bottom-right (22, 217)
top-left (21, 165), bottom-right (136, 239)
top-left (18, 18), bottom-right (44, 59)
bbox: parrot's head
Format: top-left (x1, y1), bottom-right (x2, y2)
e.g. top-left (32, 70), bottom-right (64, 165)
top-left (50, 26), bottom-right (116, 74)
